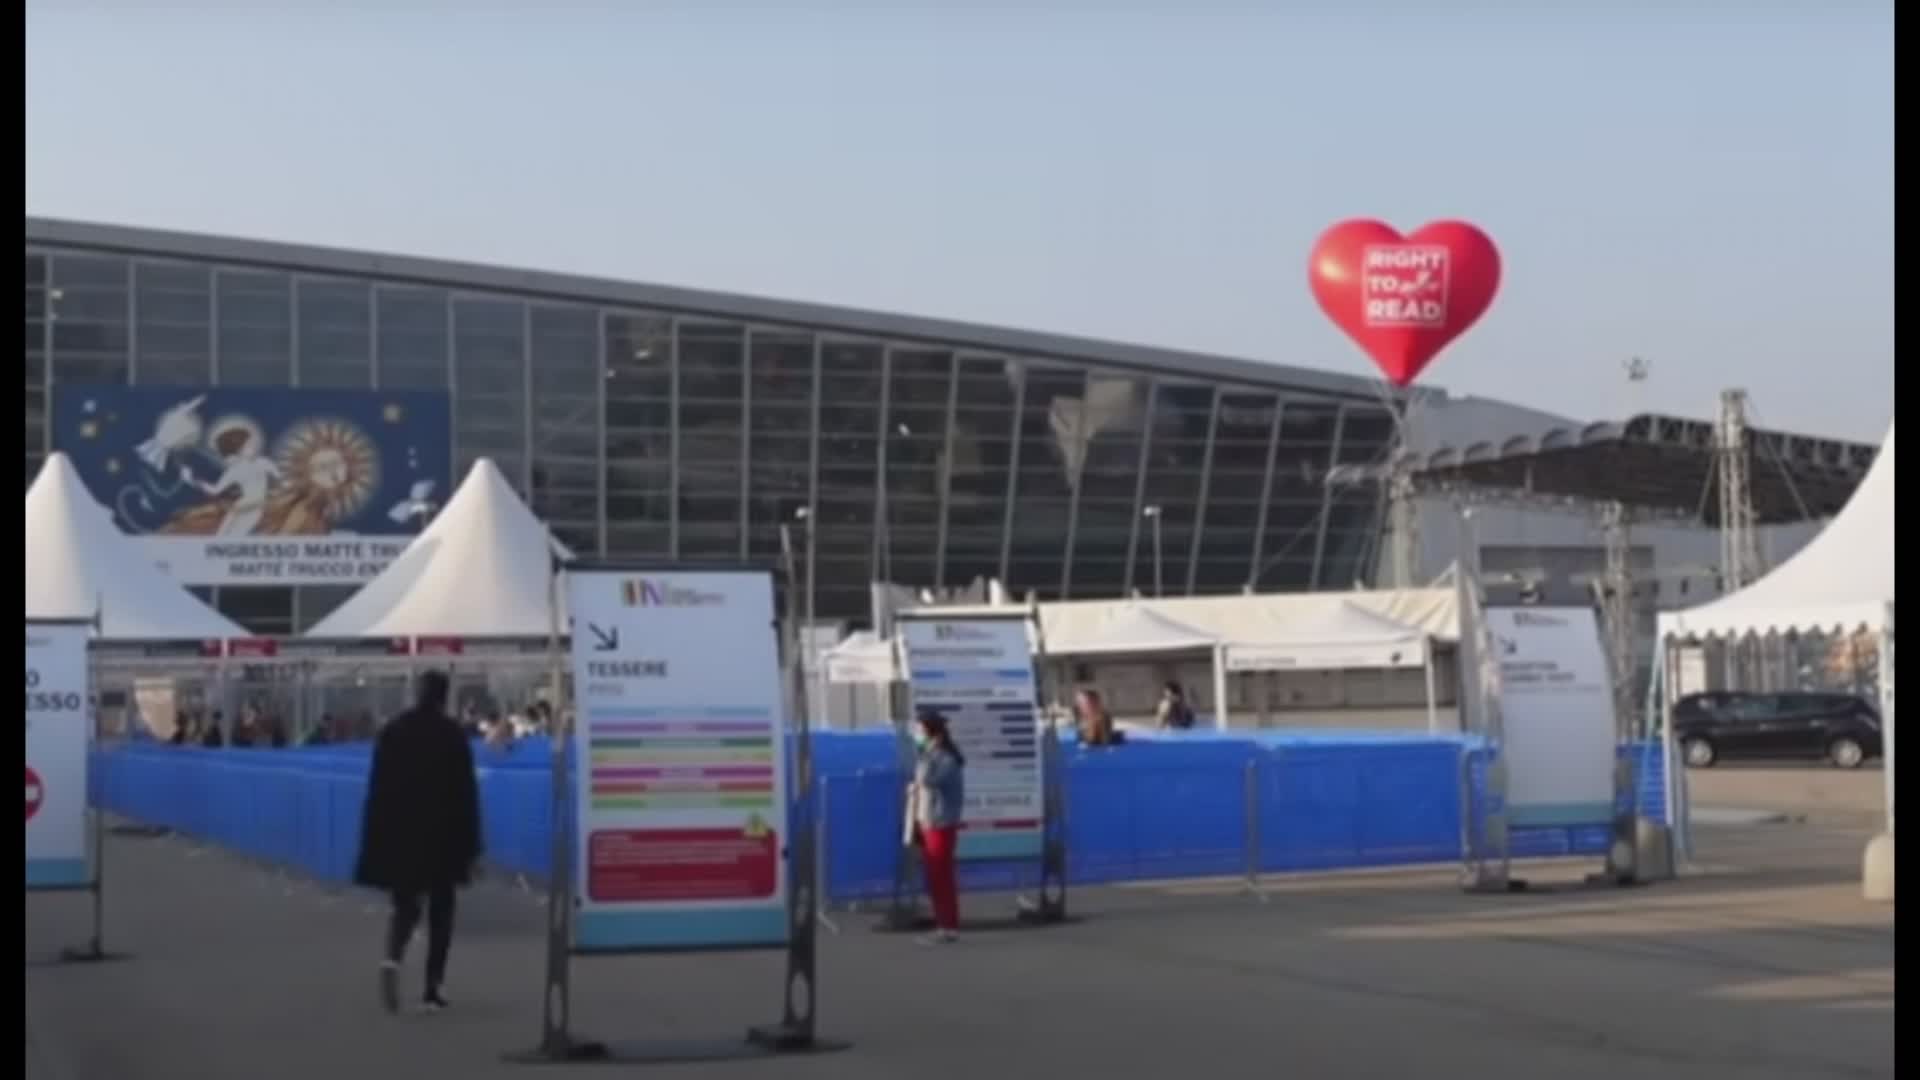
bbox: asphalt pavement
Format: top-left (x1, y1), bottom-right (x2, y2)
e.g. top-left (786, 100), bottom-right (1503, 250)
top-left (26, 820), bottom-right (1894, 1080)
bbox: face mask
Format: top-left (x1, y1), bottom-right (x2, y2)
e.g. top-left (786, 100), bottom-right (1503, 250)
top-left (912, 729), bottom-right (930, 748)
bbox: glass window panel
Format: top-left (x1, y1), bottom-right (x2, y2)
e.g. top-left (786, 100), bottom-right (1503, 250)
top-left (215, 270), bottom-right (291, 385)
top-left (48, 255), bottom-right (130, 385)
top-left (298, 279), bottom-right (372, 388)
top-left (1065, 371), bottom-right (1150, 594)
top-left (1133, 382), bottom-right (1212, 597)
top-left (1195, 392), bottom-right (1270, 592)
top-left (1253, 399), bottom-right (1342, 590)
top-left (878, 348), bottom-right (950, 587)
top-left (375, 287), bottom-right (449, 390)
top-left (1319, 489), bottom-right (1383, 588)
top-left (747, 331), bottom-right (815, 560)
top-left (217, 585), bottom-right (293, 635)
top-left (814, 341), bottom-right (883, 579)
top-left (453, 297), bottom-right (526, 482)
top-left (531, 305), bottom-right (600, 505)
top-left (607, 523), bottom-right (670, 558)
top-left (943, 355), bottom-right (1020, 586)
top-left (676, 323), bottom-right (746, 558)
top-left (50, 254), bottom-right (127, 289)
top-left (1005, 361), bottom-right (1086, 601)
top-left (1338, 407), bottom-right (1397, 465)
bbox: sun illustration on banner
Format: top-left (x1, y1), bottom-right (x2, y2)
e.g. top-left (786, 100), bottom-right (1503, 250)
top-left (276, 419), bottom-right (381, 523)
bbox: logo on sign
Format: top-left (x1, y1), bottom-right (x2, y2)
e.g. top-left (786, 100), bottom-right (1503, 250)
top-left (1362, 244), bottom-right (1450, 328)
top-left (620, 578), bottom-right (723, 608)
top-left (933, 623), bottom-right (994, 642)
top-left (26, 766), bottom-right (42, 822)
top-left (1513, 611), bottom-right (1569, 628)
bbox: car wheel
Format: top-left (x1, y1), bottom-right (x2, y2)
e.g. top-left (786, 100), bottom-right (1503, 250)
top-left (1829, 737), bottom-right (1866, 770)
top-left (1682, 737), bottom-right (1716, 768)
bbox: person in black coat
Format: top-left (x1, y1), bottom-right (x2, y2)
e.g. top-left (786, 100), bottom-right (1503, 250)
top-left (355, 670), bottom-right (482, 1013)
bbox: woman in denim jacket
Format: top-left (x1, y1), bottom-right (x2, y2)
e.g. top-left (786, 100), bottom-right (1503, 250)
top-left (912, 709), bottom-right (967, 944)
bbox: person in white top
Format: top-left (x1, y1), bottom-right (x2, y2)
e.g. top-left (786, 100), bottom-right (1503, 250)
top-left (185, 423), bottom-right (281, 536)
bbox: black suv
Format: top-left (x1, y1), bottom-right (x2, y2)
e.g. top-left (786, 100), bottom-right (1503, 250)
top-left (1674, 691), bottom-right (1882, 769)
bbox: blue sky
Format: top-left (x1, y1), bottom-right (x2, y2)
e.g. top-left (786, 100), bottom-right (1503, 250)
top-left (25, 3), bottom-right (1893, 440)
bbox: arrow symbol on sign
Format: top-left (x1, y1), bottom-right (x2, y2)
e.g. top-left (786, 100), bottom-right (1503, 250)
top-left (588, 623), bottom-right (620, 652)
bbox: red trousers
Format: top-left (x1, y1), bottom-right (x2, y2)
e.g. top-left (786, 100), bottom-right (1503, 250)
top-left (921, 825), bottom-right (961, 931)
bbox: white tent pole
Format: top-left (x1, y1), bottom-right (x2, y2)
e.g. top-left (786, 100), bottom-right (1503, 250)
top-left (1422, 636), bottom-right (1439, 734)
top-left (1212, 643), bottom-right (1230, 731)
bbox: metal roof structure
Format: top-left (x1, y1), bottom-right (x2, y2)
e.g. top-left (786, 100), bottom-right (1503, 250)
top-left (1391, 412), bottom-right (1878, 524)
top-left (26, 216), bottom-right (1402, 402)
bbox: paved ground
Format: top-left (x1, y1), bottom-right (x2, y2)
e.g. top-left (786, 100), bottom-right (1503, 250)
top-left (1686, 761), bottom-right (1888, 826)
top-left (27, 815), bottom-right (1892, 1080)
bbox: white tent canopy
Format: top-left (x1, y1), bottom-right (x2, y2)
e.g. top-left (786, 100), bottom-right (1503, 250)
top-left (822, 630), bottom-right (899, 685)
top-left (24, 452), bottom-right (246, 640)
top-left (1659, 422), bottom-right (1894, 641)
top-left (307, 458), bottom-right (571, 640)
top-left (1655, 420), bottom-right (1895, 885)
top-left (1223, 601), bottom-right (1428, 672)
top-left (1049, 603), bottom-right (1218, 657)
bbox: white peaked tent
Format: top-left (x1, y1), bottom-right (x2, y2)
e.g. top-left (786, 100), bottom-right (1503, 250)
top-left (308, 458), bottom-right (572, 639)
top-left (1661, 423), bottom-right (1894, 640)
top-left (24, 452), bottom-right (245, 640)
top-left (1658, 420), bottom-right (1895, 896)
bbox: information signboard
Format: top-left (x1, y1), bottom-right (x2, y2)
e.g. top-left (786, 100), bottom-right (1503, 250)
top-left (567, 569), bottom-right (791, 951)
top-left (896, 615), bottom-right (1044, 861)
top-left (1485, 607), bottom-right (1617, 828)
top-left (27, 621), bottom-right (93, 889)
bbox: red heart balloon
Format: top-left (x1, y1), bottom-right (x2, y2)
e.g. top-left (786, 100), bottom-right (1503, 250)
top-left (1308, 219), bottom-right (1502, 388)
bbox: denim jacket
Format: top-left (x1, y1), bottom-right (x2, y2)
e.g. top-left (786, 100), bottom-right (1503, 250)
top-left (914, 745), bottom-right (966, 830)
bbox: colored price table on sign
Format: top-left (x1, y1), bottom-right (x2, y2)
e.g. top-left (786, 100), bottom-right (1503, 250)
top-left (584, 708), bottom-right (778, 814)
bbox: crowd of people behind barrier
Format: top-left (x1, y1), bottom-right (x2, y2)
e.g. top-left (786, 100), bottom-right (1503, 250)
top-left (152, 694), bottom-right (560, 754)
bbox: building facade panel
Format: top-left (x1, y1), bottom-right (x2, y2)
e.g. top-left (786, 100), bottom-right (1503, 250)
top-left (26, 220), bottom-right (1398, 631)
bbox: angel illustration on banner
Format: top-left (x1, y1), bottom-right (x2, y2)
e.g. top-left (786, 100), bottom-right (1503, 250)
top-left (101, 390), bottom-right (386, 538)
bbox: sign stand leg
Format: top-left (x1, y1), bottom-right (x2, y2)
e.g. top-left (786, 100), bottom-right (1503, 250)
top-left (815, 778), bottom-right (840, 936)
top-left (1242, 756), bottom-right (1269, 904)
top-left (880, 780), bottom-right (927, 932)
top-left (1021, 724), bottom-right (1069, 924)
top-left (55, 805), bottom-right (116, 964)
top-left (748, 572), bottom-right (823, 1051)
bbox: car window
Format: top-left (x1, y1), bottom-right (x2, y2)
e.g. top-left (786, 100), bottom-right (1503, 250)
top-left (1723, 696), bottom-right (1779, 721)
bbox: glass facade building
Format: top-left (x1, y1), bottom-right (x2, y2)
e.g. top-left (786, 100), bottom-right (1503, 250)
top-left (26, 218), bottom-right (1400, 633)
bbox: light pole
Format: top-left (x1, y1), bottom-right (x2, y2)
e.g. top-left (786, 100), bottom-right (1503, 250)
top-left (877, 422), bottom-right (910, 602)
top-left (1142, 504), bottom-right (1164, 598)
top-left (793, 505), bottom-right (819, 730)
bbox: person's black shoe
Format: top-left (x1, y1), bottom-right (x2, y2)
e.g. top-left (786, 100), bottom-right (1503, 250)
top-left (378, 962), bottom-right (400, 1015)
top-left (422, 987), bottom-right (450, 1013)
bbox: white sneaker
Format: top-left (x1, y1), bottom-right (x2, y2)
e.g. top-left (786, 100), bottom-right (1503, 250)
top-left (915, 929), bottom-right (960, 946)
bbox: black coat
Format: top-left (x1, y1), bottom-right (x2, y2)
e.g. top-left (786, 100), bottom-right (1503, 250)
top-left (354, 706), bottom-right (483, 892)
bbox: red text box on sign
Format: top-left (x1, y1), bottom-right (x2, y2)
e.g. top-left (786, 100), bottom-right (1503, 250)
top-left (587, 828), bottom-right (778, 903)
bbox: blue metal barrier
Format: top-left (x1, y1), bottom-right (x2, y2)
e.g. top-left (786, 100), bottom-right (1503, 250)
top-left (90, 733), bottom-right (1668, 901)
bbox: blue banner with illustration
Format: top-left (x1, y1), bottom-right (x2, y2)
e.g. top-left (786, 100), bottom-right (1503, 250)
top-left (51, 385), bottom-right (452, 586)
